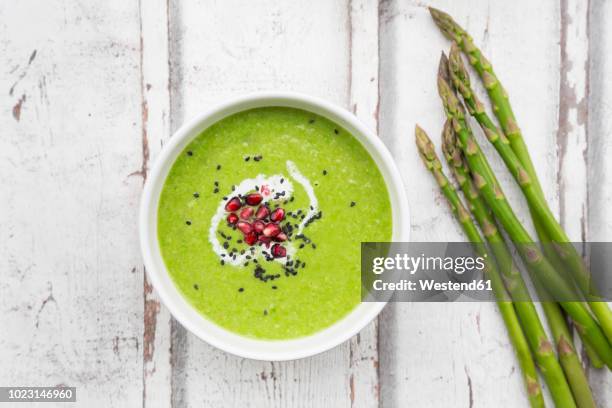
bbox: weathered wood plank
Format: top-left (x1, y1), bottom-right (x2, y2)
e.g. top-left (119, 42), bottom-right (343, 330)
top-left (348, 1), bottom-right (382, 407)
top-left (166, 0), bottom-right (379, 406)
top-left (0, 1), bottom-right (143, 406)
top-left (558, 0), bottom-right (589, 244)
top-left (139, 0), bottom-right (173, 407)
top-left (587, 0), bottom-right (612, 405)
top-left (378, 1), bottom-right (561, 406)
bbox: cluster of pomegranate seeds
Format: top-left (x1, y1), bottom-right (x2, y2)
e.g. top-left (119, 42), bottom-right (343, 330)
top-left (225, 192), bottom-right (288, 258)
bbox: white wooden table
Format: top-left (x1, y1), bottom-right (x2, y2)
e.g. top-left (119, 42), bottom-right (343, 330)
top-left (1, 1), bottom-right (611, 406)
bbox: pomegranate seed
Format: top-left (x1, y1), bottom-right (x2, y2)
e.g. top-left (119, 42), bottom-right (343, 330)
top-left (255, 205), bottom-right (270, 219)
top-left (258, 235), bottom-right (272, 246)
top-left (271, 244), bottom-right (286, 258)
top-left (270, 208), bottom-right (285, 222)
top-left (244, 231), bottom-right (258, 246)
top-left (240, 207), bottom-right (254, 219)
top-left (226, 213), bottom-right (239, 225)
top-left (225, 197), bottom-right (242, 212)
top-left (236, 221), bottom-right (253, 235)
top-left (253, 220), bottom-right (265, 234)
top-left (245, 193), bottom-right (263, 206)
top-left (274, 232), bottom-right (287, 242)
top-left (262, 223), bottom-right (281, 237)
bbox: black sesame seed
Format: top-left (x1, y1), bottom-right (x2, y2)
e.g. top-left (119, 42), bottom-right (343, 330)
top-left (220, 260), bottom-right (225, 266)
top-left (309, 118), bottom-right (315, 124)
top-left (187, 150), bottom-right (193, 156)
top-left (280, 178), bottom-right (284, 184)
top-left (216, 164), bottom-right (221, 170)
top-left (244, 156), bottom-right (250, 162)
top-left (312, 243), bottom-right (317, 249)
top-left (334, 129), bottom-right (339, 134)
top-left (272, 285), bottom-right (277, 290)
top-left (193, 192), bottom-right (200, 198)
top-left (263, 310), bottom-right (268, 316)
top-left (185, 220), bottom-right (192, 225)
top-left (238, 287), bottom-right (244, 292)
top-left (213, 188), bottom-right (219, 193)
top-left (323, 170), bottom-right (327, 176)
top-left (350, 201), bottom-right (356, 207)
top-left (193, 284), bottom-right (199, 290)
top-left (299, 243), bottom-right (305, 249)
top-left (214, 181), bottom-right (219, 186)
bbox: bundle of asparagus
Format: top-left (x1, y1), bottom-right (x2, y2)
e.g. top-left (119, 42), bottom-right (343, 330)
top-left (414, 7), bottom-right (612, 408)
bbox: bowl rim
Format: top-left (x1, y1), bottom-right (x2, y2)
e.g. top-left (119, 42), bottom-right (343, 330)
top-left (139, 91), bottom-right (410, 361)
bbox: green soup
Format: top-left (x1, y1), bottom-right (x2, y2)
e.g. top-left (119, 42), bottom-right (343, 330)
top-left (158, 107), bottom-right (392, 339)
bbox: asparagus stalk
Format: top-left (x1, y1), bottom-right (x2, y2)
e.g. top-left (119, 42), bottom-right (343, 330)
top-left (442, 121), bottom-right (596, 408)
top-left (445, 42), bottom-right (586, 291)
top-left (446, 44), bottom-right (606, 369)
top-left (416, 125), bottom-right (545, 408)
top-left (430, 7), bottom-right (612, 346)
top-left (436, 55), bottom-right (612, 369)
top-left (434, 9), bottom-right (574, 298)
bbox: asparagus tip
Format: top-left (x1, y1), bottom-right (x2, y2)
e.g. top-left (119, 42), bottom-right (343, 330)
top-left (414, 124), bottom-right (428, 147)
top-left (437, 52), bottom-right (450, 83)
top-left (428, 7), bottom-right (456, 40)
top-left (428, 7), bottom-right (446, 23)
top-left (415, 125), bottom-right (436, 162)
top-left (448, 42), bottom-right (468, 85)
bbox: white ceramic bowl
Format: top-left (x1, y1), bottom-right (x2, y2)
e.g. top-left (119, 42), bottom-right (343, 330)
top-left (140, 92), bottom-right (410, 361)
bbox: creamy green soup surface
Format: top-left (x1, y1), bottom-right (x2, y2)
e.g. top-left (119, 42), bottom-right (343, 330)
top-left (158, 107), bottom-right (392, 339)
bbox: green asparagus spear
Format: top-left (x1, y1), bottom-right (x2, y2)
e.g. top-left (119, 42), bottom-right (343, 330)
top-left (416, 125), bottom-right (544, 408)
top-left (443, 121), bottom-right (595, 408)
top-left (430, 6), bottom-right (612, 346)
top-left (436, 54), bottom-right (612, 369)
top-left (446, 44), bottom-right (606, 370)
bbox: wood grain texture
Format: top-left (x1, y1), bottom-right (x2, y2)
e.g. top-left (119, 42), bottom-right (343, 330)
top-left (139, 0), bottom-right (173, 407)
top-left (587, 0), bottom-right (612, 406)
top-left (1, 1), bottom-right (611, 407)
top-left (348, 1), bottom-right (382, 407)
top-left (0, 1), bottom-right (143, 406)
top-left (558, 0), bottom-right (589, 243)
